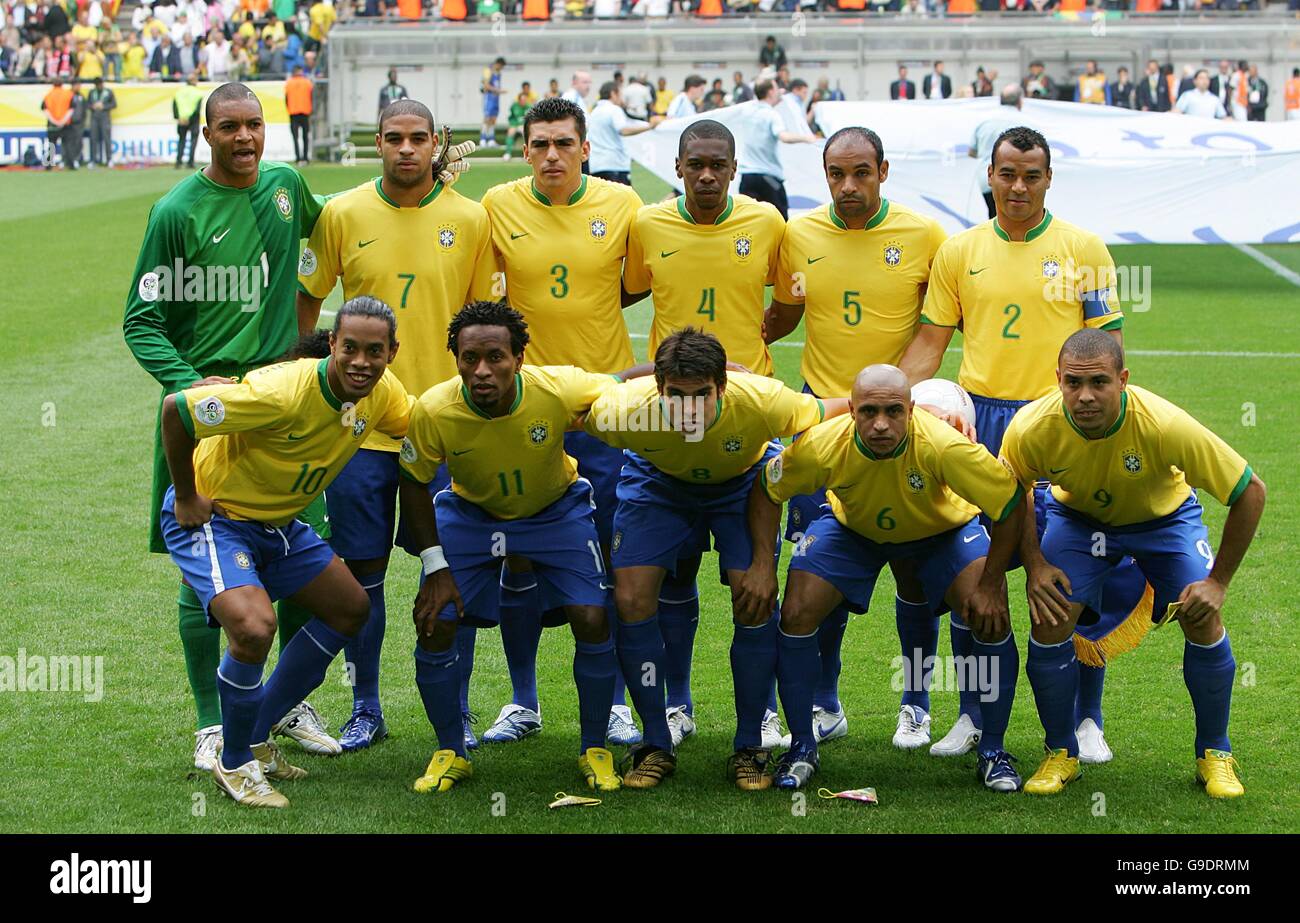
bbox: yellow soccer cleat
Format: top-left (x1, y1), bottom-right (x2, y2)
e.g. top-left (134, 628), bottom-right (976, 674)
top-left (211, 756), bottom-right (289, 809)
top-left (252, 739), bottom-right (308, 781)
top-left (726, 747), bottom-right (774, 791)
top-left (579, 747), bottom-right (622, 792)
top-left (1024, 747), bottom-right (1082, 795)
top-left (620, 745), bottom-right (677, 789)
top-left (413, 749), bottom-right (473, 794)
top-left (1197, 749), bottom-right (1245, 798)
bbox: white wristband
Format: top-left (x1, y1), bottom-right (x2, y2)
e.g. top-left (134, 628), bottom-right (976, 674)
top-left (419, 545), bottom-right (449, 576)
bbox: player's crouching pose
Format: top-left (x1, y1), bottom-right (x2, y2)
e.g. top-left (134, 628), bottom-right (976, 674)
top-left (747, 365), bottom-right (1026, 792)
top-left (1000, 330), bottom-right (1265, 798)
top-left (398, 301), bottom-right (651, 794)
top-left (584, 328), bottom-right (848, 790)
top-left (158, 298), bottom-right (413, 808)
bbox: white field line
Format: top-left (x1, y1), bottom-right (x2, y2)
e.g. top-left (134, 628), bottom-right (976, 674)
top-left (1231, 243), bottom-right (1300, 288)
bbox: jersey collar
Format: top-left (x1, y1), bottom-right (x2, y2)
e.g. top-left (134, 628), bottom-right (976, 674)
top-left (317, 358), bottom-right (344, 411)
top-left (1064, 390), bottom-right (1128, 440)
top-left (375, 177), bottom-right (444, 208)
top-left (853, 427), bottom-right (909, 460)
top-left (993, 210), bottom-right (1052, 243)
top-left (828, 197), bottom-right (889, 231)
top-left (676, 195), bottom-right (734, 226)
top-left (530, 175), bottom-right (587, 207)
top-left (462, 373), bottom-right (524, 420)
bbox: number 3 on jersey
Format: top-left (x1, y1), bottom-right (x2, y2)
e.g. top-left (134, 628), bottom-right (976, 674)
top-left (550, 264), bottom-right (569, 299)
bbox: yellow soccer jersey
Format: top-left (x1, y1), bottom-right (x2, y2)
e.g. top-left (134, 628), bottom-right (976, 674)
top-left (480, 175), bottom-right (642, 372)
top-left (624, 194), bottom-right (783, 377)
top-left (401, 365), bottom-right (619, 520)
top-left (583, 372), bottom-right (824, 484)
top-left (763, 409), bottom-right (1023, 544)
top-left (178, 358), bottom-right (412, 526)
top-left (298, 177), bottom-right (497, 449)
top-left (999, 385), bottom-right (1252, 527)
top-left (921, 212), bottom-right (1124, 401)
top-left (774, 199), bottom-right (946, 396)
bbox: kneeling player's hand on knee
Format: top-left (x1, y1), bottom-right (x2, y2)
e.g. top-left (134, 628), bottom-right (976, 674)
top-left (1178, 577), bottom-right (1226, 627)
top-left (174, 492), bottom-right (215, 529)
top-left (733, 562), bottom-right (777, 626)
top-left (413, 571), bottom-right (462, 639)
top-left (1025, 563), bottom-right (1072, 627)
top-left (965, 584), bottom-right (1009, 640)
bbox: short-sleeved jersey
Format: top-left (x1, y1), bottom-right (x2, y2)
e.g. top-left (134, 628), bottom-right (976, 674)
top-left (921, 212), bottom-right (1124, 401)
top-left (624, 194), bottom-right (783, 377)
top-left (763, 409), bottom-right (1023, 544)
top-left (298, 177), bottom-right (496, 449)
top-left (481, 175), bottom-right (642, 373)
top-left (774, 199), bottom-right (946, 396)
top-left (177, 358), bottom-right (412, 526)
top-left (999, 385), bottom-right (1252, 527)
top-left (401, 365), bottom-right (619, 520)
top-left (583, 372), bottom-right (824, 484)
top-left (124, 162), bottom-right (323, 392)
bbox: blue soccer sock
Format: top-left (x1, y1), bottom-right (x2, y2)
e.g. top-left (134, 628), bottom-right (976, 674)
top-left (972, 632), bottom-right (1019, 757)
top-left (456, 626), bottom-right (476, 715)
top-left (1026, 636), bottom-right (1079, 756)
top-left (815, 604), bottom-right (850, 713)
top-left (731, 615), bottom-right (779, 750)
top-left (216, 652), bottom-right (265, 771)
top-left (573, 637), bottom-right (618, 753)
top-left (499, 568), bottom-right (542, 712)
top-left (414, 645), bottom-right (465, 757)
top-left (253, 618), bottom-right (350, 744)
top-left (1075, 662), bottom-right (1106, 730)
top-left (616, 615), bottom-right (672, 750)
top-left (950, 614), bottom-right (984, 728)
top-left (609, 603), bottom-right (628, 708)
top-left (1184, 631), bottom-right (1235, 756)
top-left (658, 593), bottom-right (699, 714)
top-left (776, 627), bottom-right (820, 753)
top-left (345, 577), bottom-right (386, 714)
top-left (895, 597), bottom-right (938, 714)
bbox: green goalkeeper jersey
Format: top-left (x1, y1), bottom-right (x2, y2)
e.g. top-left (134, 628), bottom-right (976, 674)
top-left (123, 161), bottom-right (323, 392)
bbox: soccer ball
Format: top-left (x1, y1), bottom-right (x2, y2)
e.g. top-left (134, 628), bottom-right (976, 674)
top-left (910, 378), bottom-right (976, 429)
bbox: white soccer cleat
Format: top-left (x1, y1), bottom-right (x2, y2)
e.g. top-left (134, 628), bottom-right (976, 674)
top-left (607, 705), bottom-right (643, 746)
top-left (892, 705), bottom-right (932, 750)
top-left (211, 755), bottom-right (288, 809)
top-left (761, 709), bottom-right (791, 750)
top-left (273, 701), bottom-right (342, 755)
top-left (194, 724), bottom-right (222, 772)
top-left (666, 705), bottom-right (697, 748)
top-left (812, 706), bottom-right (849, 744)
top-left (1076, 718), bottom-right (1114, 764)
top-left (929, 713), bottom-right (982, 757)
top-left (481, 703), bottom-right (543, 743)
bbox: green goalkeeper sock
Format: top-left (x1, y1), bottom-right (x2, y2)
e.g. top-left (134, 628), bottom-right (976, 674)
top-left (277, 597), bottom-right (314, 653)
top-left (178, 583), bottom-right (222, 730)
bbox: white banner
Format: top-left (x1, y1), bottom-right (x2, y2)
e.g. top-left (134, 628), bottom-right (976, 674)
top-left (627, 98), bottom-right (1300, 244)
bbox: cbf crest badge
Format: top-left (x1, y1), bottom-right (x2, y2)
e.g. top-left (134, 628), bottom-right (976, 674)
top-left (611, 531), bottom-right (623, 554)
top-left (882, 240), bottom-right (904, 269)
top-left (352, 416), bottom-right (368, 438)
top-left (526, 419), bottom-right (550, 447)
top-left (1042, 254), bottom-right (1061, 279)
top-left (905, 466), bottom-right (926, 493)
top-left (732, 234), bottom-right (753, 261)
top-left (1121, 447), bottom-right (1144, 476)
top-left (589, 215), bottom-right (608, 240)
top-left (438, 224), bottom-right (457, 250)
top-left (273, 186), bottom-right (293, 222)
top-left (723, 435), bottom-right (745, 454)
top-left (233, 551), bottom-right (252, 570)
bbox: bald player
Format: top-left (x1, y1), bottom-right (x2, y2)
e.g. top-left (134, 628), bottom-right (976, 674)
top-left (746, 365), bottom-right (1025, 791)
top-left (1000, 330), bottom-right (1264, 797)
top-left (899, 125), bottom-right (1147, 766)
top-left (766, 125), bottom-right (949, 751)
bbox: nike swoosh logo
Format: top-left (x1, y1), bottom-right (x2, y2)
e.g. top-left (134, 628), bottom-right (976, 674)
top-left (358, 239), bottom-right (378, 248)
top-left (807, 256), bottom-right (827, 264)
top-left (212, 228), bottom-right (230, 243)
top-left (660, 250), bottom-right (679, 259)
top-left (510, 231), bottom-right (530, 240)
top-left (452, 448), bottom-right (474, 456)
top-left (287, 434), bottom-right (306, 441)
top-left (1049, 467), bottom-right (1068, 475)
top-left (963, 533), bottom-right (980, 543)
top-left (968, 268), bottom-right (987, 275)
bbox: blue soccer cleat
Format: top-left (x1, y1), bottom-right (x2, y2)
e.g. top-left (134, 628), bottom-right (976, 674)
top-left (772, 743), bottom-right (819, 791)
top-left (338, 709), bottom-right (388, 752)
top-left (481, 704), bottom-right (543, 743)
top-left (977, 750), bottom-right (1023, 793)
top-left (463, 712), bottom-right (480, 751)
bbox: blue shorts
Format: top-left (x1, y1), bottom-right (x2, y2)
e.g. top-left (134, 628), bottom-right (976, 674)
top-left (483, 95), bottom-right (500, 118)
top-left (160, 486), bottom-right (336, 627)
top-left (1041, 494), bottom-right (1212, 618)
top-left (971, 393), bottom-right (1029, 459)
top-left (611, 445), bottom-right (782, 578)
top-left (326, 448), bottom-right (450, 560)
top-left (433, 479), bottom-right (609, 627)
top-left (565, 430), bottom-right (623, 549)
top-left (785, 382), bottom-right (828, 543)
top-left (789, 512), bottom-right (989, 617)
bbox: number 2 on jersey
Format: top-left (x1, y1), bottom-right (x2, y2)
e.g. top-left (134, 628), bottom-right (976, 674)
top-left (1002, 303), bottom-right (1021, 339)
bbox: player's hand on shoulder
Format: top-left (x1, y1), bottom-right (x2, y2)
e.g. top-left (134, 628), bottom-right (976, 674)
top-left (173, 493), bottom-right (216, 529)
top-left (918, 403), bottom-right (977, 442)
top-left (1177, 577), bottom-right (1226, 626)
top-left (725, 361), bottom-right (753, 375)
top-left (1025, 560), bottom-right (1072, 627)
top-left (413, 569), bottom-right (462, 638)
top-left (189, 375), bottom-right (237, 389)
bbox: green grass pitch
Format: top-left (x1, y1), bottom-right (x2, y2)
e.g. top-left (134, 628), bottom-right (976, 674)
top-left (1, 161), bottom-right (1297, 834)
